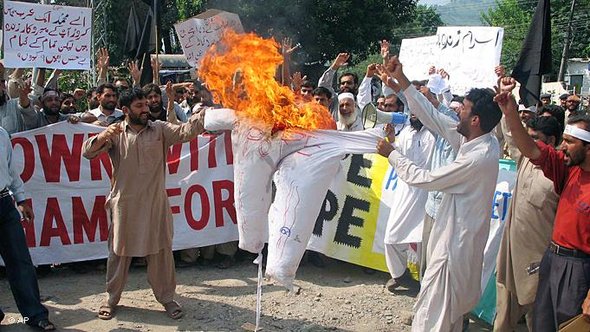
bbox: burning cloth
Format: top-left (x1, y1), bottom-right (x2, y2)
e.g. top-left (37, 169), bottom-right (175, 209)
top-left (201, 31), bottom-right (385, 288)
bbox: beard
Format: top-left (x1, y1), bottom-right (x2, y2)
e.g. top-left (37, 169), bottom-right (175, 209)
top-left (0, 93), bottom-right (7, 106)
top-left (44, 104), bottom-right (61, 116)
top-left (564, 149), bottom-right (585, 166)
top-left (101, 101), bottom-right (116, 111)
top-left (338, 109), bottom-right (358, 126)
top-left (149, 104), bottom-right (162, 114)
top-left (410, 117), bottom-right (423, 131)
top-left (128, 112), bottom-right (148, 126)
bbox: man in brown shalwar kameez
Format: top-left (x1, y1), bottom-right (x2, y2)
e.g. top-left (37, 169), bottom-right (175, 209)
top-left (82, 86), bottom-right (205, 320)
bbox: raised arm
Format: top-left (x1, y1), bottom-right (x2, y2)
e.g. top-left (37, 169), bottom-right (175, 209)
top-left (318, 53), bottom-right (349, 95)
top-left (493, 77), bottom-right (540, 160)
top-left (388, 56), bottom-right (461, 150)
top-left (96, 48), bottom-right (109, 86)
top-left (82, 124), bottom-right (121, 159)
top-left (357, 64), bottom-right (376, 110)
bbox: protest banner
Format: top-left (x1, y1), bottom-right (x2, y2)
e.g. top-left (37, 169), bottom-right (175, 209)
top-left (3, 1), bottom-right (92, 69)
top-left (7, 122), bottom-right (515, 304)
top-left (399, 27), bottom-right (504, 95)
top-left (9, 122), bottom-right (237, 265)
top-left (174, 9), bottom-right (243, 68)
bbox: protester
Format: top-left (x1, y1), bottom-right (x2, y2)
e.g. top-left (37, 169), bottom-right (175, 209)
top-left (377, 56), bottom-right (502, 331)
top-left (87, 83), bottom-right (124, 125)
top-left (382, 116), bottom-right (434, 292)
top-left (82, 87), bottom-right (206, 320)
top-left (495, 76), bottom-right (590, 331)
top-left (495, 114), bottom-right (561, 331)
top-left (0, 127), bottom-right (55, 331)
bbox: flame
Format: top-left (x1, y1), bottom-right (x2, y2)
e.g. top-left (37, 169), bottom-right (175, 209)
top-left (199, 30), bottom-right (336, 133)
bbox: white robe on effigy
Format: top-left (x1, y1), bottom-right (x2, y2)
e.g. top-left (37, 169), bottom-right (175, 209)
top-left (204, 108), bottom-right (386, 288)
top-left (389, 87), bottom-right (500, 331)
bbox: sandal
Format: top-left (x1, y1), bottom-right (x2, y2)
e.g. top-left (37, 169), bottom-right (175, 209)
top-left (30, 319), bottom-right (56, 331)
top-left (163, 300), bottom-right (184, 319)
top-left (98, 304), bottom-right (115, 320)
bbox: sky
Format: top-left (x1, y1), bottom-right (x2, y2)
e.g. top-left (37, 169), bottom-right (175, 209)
top-left (418, 0), bottom-right (451, 5)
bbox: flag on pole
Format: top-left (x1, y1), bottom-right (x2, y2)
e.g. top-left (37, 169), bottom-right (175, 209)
top-left (511, 0), bottom-right (552, 107)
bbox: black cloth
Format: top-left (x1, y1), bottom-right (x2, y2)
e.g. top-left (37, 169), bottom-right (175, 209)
top-left (533, 249), bottom-right (590, 331)
top-left (511, 0), bottom-right (552, 107)
top-left (0, 196), bottom-right (49, 326)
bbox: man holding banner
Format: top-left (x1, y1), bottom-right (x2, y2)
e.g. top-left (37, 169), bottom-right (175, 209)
top-left (82, 88), bottom-right (206, 320)
top-left (377, 56), bottom-right (502, 331)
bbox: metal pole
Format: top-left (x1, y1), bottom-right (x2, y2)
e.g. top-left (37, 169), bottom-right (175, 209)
top-left (558, 0), bottom-right (577, 82)
top-left (154, 0), bottom-right (159, 84)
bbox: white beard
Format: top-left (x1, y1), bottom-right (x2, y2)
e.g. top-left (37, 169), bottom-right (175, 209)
top-left (338, 109), bottom-right (358, 127)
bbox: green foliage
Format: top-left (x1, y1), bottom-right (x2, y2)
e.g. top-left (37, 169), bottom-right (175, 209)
top-left (482, 0), bottom-right (590, 78)
top-left (205, 0), bottom-right (418, 67)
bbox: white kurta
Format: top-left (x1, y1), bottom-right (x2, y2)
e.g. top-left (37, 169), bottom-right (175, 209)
top-left (391, 87), bottom-right (500, 331)
top-left (384, 125), bottom-right (434, 246)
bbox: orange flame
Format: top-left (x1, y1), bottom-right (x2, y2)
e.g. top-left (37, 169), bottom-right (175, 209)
top-left (199, 30), bottom-right (336, 133)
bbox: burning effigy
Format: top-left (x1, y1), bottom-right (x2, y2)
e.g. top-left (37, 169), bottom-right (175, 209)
top-left (199, 30), bottom-right (384, 289)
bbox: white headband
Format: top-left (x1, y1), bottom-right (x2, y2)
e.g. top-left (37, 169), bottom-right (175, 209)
top-left (564, 124), bottom-right (590, 143)
top-left (338, 92), bottom-right (355, 102)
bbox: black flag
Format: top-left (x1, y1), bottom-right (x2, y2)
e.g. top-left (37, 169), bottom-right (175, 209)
top-left (511, 0), bottom-right (552, 107)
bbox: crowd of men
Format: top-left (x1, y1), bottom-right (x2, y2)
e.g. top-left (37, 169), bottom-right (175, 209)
top-left (0, 37), bottom-right (589, 331)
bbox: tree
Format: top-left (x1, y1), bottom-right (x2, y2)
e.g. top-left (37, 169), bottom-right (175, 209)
top-left (482, 0), bottom-right (590, 79)
top-left (205, 0), bottom-right (418, 69)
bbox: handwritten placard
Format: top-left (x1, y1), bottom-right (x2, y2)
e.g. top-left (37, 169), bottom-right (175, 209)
top-left (436, 26), bottom-right (504, 95)
top-left (3, 1), bottom-right (92, 70)
top-left (398, 36), bottom-right (439, 83)
top-left (174, 9), bottom-right (244, 68)
top-left (399, 27), bottom-right (503, 95)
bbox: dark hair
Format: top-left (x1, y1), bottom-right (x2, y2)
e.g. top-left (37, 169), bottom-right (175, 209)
top-left (526, 116), bottom-right (562, 144)
top-left (538, 104), bottom-right (565, 131)
top-left (312, 86), bottom-right (332, 99)
top-left (96, 83), bottom-right (118, 96)
top-left (340, 72), bottom-right (359, 85)
top-left (411, 80), bottom-right (427, 88)
top-left (192, 79), bottom-right (204, 91)
top-left (114, 77), bottom-right (130, 86)
top-left (451, 95), bottom-right (464, 103)
top-left (41, 88), bottom-right (60, 100)
top-left (119, 88), bottom-right (145, 109)
top-left (301, 80), bottom-right (315, 89)
top-left (142, 83), bottom-right (161, 96)
top-left (567, 114), bottom-right (590, 131)
top-left (61, 93), bottom-right (74, 101)
top-left (465, 88), bottom-right (502, 133)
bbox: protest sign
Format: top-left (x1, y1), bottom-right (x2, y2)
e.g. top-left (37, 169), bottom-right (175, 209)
top-left (174, 9), bottom-right (243, 68)
top-left (436, 26), bottom-right (504, 95)
top-left (9, 123), bottom-right (236, 265)
top-left (399, 27), bottom-right (504, 95)
top-left (398, 36), bottom-right (439, 82)
top-left (3, 1), bottom-right (92, 69)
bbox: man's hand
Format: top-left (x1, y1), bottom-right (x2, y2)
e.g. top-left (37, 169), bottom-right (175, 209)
top-left (375, 64), bottom-right (400, 92)
top-left (366, 63), bottom-right (377, 78)
top-left (428, 66), bottom-right (436, 75)
top-left (331, 53), bottom-right (350, 70)
top-left (165, 81), bottom-right (175, 101)
top-left (17, 201), bottom-right (34, 223)
top-left (151, 57), bottom-right (161, 83)
top-left (380, 40), bottom-right (390, 60)
top-left (128, 60), bottom-right (142, 86)
top-left (493, 77), bottom-right (518, 112)
top-left (438, 68), bottom-right (449, 80)
top-left (377, 138), bottom-right (395, 157)
top-left (499, 76), bottom-right (517, 93)
top-left (97, 48), bottom-right (109, 74)
top-left (67, 115), bottom-right (80, 124)
top-left (98, 123), bottom-right (123, 144)
top-left (291, 72), bottom-right (306, 91)
top-left (583, 289), bottom-right (590, 321)
top-left (495, 65), bottom-right (506, 78)
top-left (386, 56), bottom-right (404, 80)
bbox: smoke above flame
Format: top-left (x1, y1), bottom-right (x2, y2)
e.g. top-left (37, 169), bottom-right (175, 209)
top-left (199, 30), bottom-right (336, 133)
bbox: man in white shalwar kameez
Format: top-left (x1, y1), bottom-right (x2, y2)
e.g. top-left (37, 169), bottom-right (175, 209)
top-left (384, 116), bottom-right (434, 290)
top-left (377, 57), bottom-right (502, 331)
